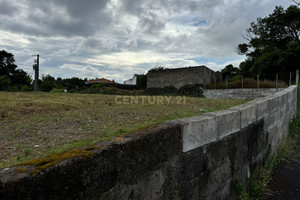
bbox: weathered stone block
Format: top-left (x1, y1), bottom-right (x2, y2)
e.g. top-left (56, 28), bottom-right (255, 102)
top-left (177, 115), bottom-right (217, 152)
top-left (267, 95), bottom-right (280, 113)
top-left (205, 110), bottom-right (241, 139)
top-left (229, 102), bottom-right (257, 128)
top-left (255, 97), bottom-right (269, 120)
top-left (265, 109), bottom-right (280, 129)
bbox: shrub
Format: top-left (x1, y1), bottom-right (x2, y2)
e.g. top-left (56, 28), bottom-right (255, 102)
top-left (50, 88), bottom-right (65, 93)
top-left (145, 87), bottom-right (164, 95)
top-left (162, 86), bottom-right (178, 94)
top-left (179, 84), bottom-right (203, 97)
top-left (20, 85), bottom-right (32, 91)
top-left (41, 80), bottom-right (56, 92)
top-left (8, 85), bottom-right (18, 92)
top-left (148, 66), bottom-right (169, 72)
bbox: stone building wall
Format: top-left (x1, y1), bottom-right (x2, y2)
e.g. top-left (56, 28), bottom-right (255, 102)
top-left (147, 66), bottom-right (219, 89)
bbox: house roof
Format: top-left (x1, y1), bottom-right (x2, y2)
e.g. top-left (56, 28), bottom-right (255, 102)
top-left (85, 78), bottom-right (118, 85)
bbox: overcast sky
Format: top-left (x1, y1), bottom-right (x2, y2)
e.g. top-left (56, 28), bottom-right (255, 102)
top-left (0, 0), bottom-right (296, 83)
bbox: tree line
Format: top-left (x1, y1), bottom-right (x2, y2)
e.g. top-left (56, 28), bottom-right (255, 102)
top-left (0, 50), bottom-right (86, 92)
top-left (220, 5), bottom-right (299, 83)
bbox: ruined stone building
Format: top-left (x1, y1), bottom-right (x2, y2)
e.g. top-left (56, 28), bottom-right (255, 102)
top-left (147, 66), bottom-right (220, 89)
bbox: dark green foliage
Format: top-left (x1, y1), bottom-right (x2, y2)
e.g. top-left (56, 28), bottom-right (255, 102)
top-left (219, 64), bottom-right (241, 81)
top-left (0, 50), bottom-right (32, 91)
top-left (0, 75), bottom-right (11, 90)
top-left (41, 80), bottom-right (56, 92)
top-left (145, 86), bottom-right (179, 95)
top-left (136, 75), bottom-right (147, 89)
top-left (62, 77), bottom-right (86, 90)
top-left (145, 84), bottom-right (203, 97)
top-left (237, 5), bottom-right (300, 83)
top-left (40, 74), bottom-right (56, 92)
top-left (162, 86), bottom-right (178, 94)
top-left (145, 87), bottom-right (165, 95)
top-left (0, 50), bottom-right (17, 77)
top-left (13, 69), bottom-right (31, 88)
top-left (289, 116), bottom-right (300, 137)
top-left (179, 84), bottom-right (203, 97)
top-left (289, 87), bottom-right (300, 137)
top-left (20, 85), bottom-right (32, 91)
top-left (148, 66), bottom-right (169, 72)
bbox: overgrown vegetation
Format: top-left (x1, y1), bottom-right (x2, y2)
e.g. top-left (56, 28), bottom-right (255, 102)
top-left (236, 136), bottom-right (297, 200)
top-left (148, 66), bottom-right (169, 72)
top-left (0, 92), bottom-right (247, 168)
top-left (236, 87), bottom-right (300, 200)
top-left (146, 84), bottom-right (204, 97)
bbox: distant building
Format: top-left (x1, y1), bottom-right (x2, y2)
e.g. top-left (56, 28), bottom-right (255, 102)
top-left (85, 78), bottom-right (118, 85)
top-left (147, 66), bottom-right (221, 89)
top-left (124, 74), bottom-right (138, 85)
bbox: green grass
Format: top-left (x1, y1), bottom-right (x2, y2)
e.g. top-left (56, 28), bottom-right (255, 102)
top-left (0, 92), bottom-right (248, 168)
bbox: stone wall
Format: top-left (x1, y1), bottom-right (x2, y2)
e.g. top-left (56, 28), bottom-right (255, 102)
top-left (0, 86), bottom-right (297, 200)
top-left (147, 66), bottom-right (219, 89)
top-left (203, 88), bottom-right (284, 99)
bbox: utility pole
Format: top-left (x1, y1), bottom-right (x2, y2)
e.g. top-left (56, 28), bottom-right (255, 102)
top-left (32, 54), bottom-right (39, 91)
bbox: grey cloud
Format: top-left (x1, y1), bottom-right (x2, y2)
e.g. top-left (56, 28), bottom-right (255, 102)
top-left (120, 0), bottom-right (144, 15)
top-left (137, 12), bottom-right (165, 35)
top-left (77, 36), bottom-right (119, 53)
top-left (0, 0), bottom-right (112, 37)
top-left (0, 1), bottom-right (19, 16)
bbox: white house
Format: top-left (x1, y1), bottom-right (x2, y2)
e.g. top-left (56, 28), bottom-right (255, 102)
top-left (124, 74), bottom-right (138, 85)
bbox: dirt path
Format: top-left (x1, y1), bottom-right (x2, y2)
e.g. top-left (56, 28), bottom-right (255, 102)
top-left (262, 135), bottom-right (300, 200)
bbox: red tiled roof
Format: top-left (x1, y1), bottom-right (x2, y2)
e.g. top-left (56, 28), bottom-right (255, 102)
top-left (85, 78), bottom-right (118, 84)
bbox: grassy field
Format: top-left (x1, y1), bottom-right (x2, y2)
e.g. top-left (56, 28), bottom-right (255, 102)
top-left (0, 92), bottom-right (248, 167)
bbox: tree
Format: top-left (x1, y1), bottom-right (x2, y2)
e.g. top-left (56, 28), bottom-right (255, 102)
top-left (219, 64), bottom-right (241, 81)
top-left (13, 69), bottom-right (32, 87)
top-left (0, 50), bottom-right (17, 79)
top-left (61, 77), bottom-right (85, 90)
top-left (40, 74), bottom-right (56, 92)
top-left (237, 5), bottom-right (300, 82)
top-left (0, 50), bottom-right (32, 91)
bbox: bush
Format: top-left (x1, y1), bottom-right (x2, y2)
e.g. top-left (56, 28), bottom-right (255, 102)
top-left (41, 80), bottom-right (56, 92)
top-left (162, 86), bottom-right (178, 94)
top-left (8, 85), bottom-right (18, 92)
top-left (50, 88), bottom-right (65, 93)
top-left (144, 87), bottom-right (164, 95)
top-left (148, 66), bottom-right (169, 72)
top-left (20, 85), bottom-right (32, 91)
top-left (179, 84), bottom-right (203, 97)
